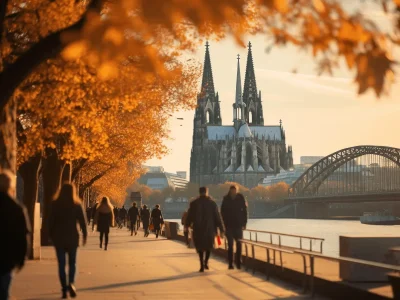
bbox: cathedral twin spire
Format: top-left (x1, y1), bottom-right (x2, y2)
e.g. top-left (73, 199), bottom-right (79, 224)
top-left (199, 41), bottom-right (264, 127)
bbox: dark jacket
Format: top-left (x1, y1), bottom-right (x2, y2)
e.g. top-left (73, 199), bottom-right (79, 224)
top-left (95, 204), bottom-right (114, 233)
top-left (91, 203), bottom-right (99, 219)
top-left (0, 192), bottom-right (31, 274)
top-left (141, 208), bottom-right (150, 229)
top-left (186, 196), bottom-right (224, 251)
top-left (221, 193), bottom-right (248, 229)
top-left (119, 207), bottom-right (127, 219)
top-left (128, 206), bottom-right (140, 222)
top-left (49, 201), bottom-right (87, 249)
top-left (151, 208), bottom-right (163, 228)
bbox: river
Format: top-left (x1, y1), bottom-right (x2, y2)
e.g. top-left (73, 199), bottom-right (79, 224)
top-left (167, 219), bottom-right (400, 257)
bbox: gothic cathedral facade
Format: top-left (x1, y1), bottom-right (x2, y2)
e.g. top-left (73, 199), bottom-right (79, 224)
top-left (189, 42), bottom-right (294, 188)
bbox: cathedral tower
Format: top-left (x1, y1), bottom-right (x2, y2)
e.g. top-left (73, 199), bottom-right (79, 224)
top-left (242, 42), bottom-right (264, 125)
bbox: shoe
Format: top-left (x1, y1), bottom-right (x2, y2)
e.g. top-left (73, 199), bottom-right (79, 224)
top-left (199, 267), bottom-right (204, 272)
top-left (68, 284), bottom-right (77, 298)
top-left (131, 232), bottom-right (133, 236)
top-left (228, 265), bottom-right (234, 270)
top-left (156, 235), bottom-right (159, 238)
top-left (62, 290), bottom-right (67, 299)
top-left (104, 246), bottom-right (108, 251)
top-left (204, 263), bottom-right (209, 270)
top-left (236, 264), bottom-right (241, 270)
top-left (135, 232), bottom-right (137, 236)
top-left (100, 244), bottom-right (102, 249)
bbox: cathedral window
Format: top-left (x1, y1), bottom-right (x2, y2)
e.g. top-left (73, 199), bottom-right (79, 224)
top-left (249, 111), bottom-right (254, 124)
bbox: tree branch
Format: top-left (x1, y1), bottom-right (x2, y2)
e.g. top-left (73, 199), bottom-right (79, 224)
top-left (79, 164), bottom-right (115, 195)
top-left (0, 0), bottom-right (102, 111)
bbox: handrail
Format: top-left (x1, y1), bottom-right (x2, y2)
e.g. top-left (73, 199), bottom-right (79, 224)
top-left (245, 229), bottom-right (325, 241)
top-left (237, 238), bottom-right (400, 298)
top-left (244, 229), bottom-right (324, 253)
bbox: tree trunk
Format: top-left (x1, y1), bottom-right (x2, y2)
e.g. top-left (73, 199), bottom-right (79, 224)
top-left (62, 163), bottom-right (71, 183)
top-left (18, 154), bottom-right (42, 259)
top-left (41, 148), bottom-right (65, 246)
top-left (0, 98), bottom-right (16, 175)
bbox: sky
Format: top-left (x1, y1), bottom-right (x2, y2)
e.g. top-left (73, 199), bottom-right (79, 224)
top-left (146, 1), bottom-right (400, 176)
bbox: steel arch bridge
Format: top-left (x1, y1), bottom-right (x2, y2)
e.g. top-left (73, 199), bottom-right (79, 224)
top-left (289, 145), bottom-right (400, 198)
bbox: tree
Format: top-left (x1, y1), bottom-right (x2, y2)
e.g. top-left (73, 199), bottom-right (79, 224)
top-left (267, 182), bottom-right (290, 202)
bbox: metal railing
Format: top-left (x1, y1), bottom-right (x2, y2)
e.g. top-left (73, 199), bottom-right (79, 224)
top-left (244, 229), bottom-right (325, 253)
top-left (239, 239), bottom-right (400, 298)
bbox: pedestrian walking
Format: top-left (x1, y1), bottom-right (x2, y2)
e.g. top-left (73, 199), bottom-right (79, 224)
top-left (181, 209), bottom-right (190, 247)
top-left (49, 182), bottom-right (87, 299)
top-left (186, 187), bottom-right (224, 272)
top-left (221, 185), bottom-right (248, 270)
top-left (141, 204), bottom-right (151, 237)
top-left (119, 205), bottom-right (127, 227)
top-left (95, 197), bottom-right (115, 251)
top-left (91, 202), bottom-right (99, 231)
top-left (0, 170), bottom-right (31, 300)
top-left (128, 202), bottom-right (140, 236)
top-left (86, 206), bottom-right (92, 225)
top-left (151, 204), bottom-right (164, 238)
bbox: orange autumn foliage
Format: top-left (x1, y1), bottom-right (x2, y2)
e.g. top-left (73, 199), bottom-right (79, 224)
top-left (2, 0), bottom-right (399, 99)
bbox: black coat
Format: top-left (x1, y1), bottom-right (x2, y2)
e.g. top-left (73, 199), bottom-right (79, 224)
top-left (49, 201), bottom-right (87, 249)
top-left (141, 208), bottom-right (150, 229)
top-left (119, 207), bottom-right (127, 219)
top-left (97, 212), bottom-right (113, 233)
top-left (0, 192), bottom-right (30, 274)
top-left (151, 208), bottom-right (163, 230)
top-left (128, 206), bottom-right (139, 222)
top-left (221, 193), bottom-right (248, 229)
top-left (186, 196), bottom-right (224, 251)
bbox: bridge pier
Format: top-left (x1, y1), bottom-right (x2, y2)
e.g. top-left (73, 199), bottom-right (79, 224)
top-left (294, 202), bottom-right (330, 219)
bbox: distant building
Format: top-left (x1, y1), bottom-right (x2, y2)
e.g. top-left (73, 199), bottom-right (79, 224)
top-left (176, 171), bottom-right (187, 180)
top-left (300, 156), bottom-right (324, 165)
top-left (138, 167), bottom-right (189, 191)
top-left (259, 165), bottom-right (308, 187)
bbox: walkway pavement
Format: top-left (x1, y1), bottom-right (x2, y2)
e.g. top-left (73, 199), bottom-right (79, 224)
top-left (11, 228), bottom-right (325, 300)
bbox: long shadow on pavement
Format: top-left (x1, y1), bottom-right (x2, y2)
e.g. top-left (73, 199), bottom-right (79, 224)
top-left (79, 272), bottom-right (202, 292)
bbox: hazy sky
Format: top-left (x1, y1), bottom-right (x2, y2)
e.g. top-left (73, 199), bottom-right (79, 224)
top-left (146, 2), bottom-right (400, 176)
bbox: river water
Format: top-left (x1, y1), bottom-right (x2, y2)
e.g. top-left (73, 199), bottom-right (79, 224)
top-left (168, 219), bottom-right (400, 257)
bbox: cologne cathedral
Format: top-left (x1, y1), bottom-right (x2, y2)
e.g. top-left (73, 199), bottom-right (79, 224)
top-left (189, 42), bottom-right (294, 188)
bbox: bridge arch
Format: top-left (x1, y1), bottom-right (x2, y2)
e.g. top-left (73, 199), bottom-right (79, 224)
top-left (290, 145), bottom-right (400, 197)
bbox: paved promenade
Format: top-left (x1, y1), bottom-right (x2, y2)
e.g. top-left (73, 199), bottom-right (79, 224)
top-left (11, 228), bottom-right (324, 300)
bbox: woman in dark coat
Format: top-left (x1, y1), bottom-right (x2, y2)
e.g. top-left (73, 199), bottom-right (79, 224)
top-left (186, 187), bottom-right (224, 272)
top-left (151, 204), bottom-right (164, 238)
top-left (95, 197), bottom-right (114, 251)
top-left (49, 183), bottom-right (87, 299)
top-left (141, 205), bottom-right (150, 237)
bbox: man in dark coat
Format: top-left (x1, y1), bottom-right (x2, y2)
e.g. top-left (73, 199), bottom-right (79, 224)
top-left (91, 202), bottom-right (99, 231)
top-left (221, 185), bottom-right (248, 270)
top-left (141, 205), bottom-right (151, 237)
top-left (86, 206), bottom-right (92, 225)
top-left (150, 204), bottom-right (164, 238)
top-left (0, 170), bottom-right (31, 300)
top-left (186, 187), bottom-right (224, 272)
top-left (119, 205), bottom-right (127, 227)
top-left (128, 202), bottom-right (140, 236)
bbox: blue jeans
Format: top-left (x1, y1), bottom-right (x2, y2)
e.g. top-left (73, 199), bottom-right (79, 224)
top-left (55, 247), bottom-right (77, 291)
top-left (0, 272), bottom-right (12, 300)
